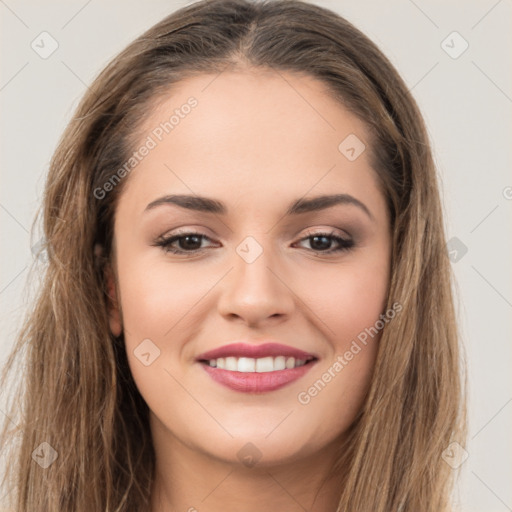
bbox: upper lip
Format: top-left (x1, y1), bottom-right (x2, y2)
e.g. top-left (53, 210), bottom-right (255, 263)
top-left (196, 342), bottom-right (318, 361)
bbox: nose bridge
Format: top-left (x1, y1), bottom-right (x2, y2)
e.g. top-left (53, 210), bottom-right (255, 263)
top-left (217, 234), bottom-right (293, 324)
top-left (233, 234), bottom-right (281, 296)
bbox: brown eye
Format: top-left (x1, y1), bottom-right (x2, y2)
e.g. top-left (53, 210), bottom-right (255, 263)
top-left (154, 232), bottom-right (214, 254)
top-left (296, 231), bottom-right (354, 254)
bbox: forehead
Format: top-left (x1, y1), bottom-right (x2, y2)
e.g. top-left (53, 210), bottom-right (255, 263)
top-left (116, 69), bottom-right (383, 217)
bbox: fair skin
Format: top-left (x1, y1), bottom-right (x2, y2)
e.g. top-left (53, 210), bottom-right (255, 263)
top-left (107, 67), bottom-right (391, 511)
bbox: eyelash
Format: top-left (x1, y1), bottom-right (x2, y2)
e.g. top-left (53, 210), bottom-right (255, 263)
top-left (153, 230), bottom-right (355, 256)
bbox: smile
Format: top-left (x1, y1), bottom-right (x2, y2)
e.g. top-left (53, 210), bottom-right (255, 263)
top-left (198, 357), bottom-right (318, 393)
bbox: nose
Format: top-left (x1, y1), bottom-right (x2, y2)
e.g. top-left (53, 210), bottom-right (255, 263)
top-left (216, 241), bottom-right (295, 328)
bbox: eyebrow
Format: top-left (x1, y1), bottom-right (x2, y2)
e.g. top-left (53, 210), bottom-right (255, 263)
top-left (144, 193), bottom-right (374, 220)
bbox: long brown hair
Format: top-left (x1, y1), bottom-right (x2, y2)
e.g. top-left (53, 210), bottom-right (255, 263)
top-left (0, 0), bottom-right (466, 510)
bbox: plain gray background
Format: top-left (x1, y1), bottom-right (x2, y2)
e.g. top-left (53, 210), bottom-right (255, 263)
top-left (1, 1), bottom-right (511, 510)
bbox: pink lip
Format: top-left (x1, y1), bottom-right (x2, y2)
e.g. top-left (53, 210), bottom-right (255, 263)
top-left (195, 342), bottom-right (317, 361)
top-left (200, 361), bottom-right (317, 393)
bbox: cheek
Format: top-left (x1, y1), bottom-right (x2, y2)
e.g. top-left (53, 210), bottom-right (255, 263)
top-left (117, 260), bottom-right (199, 411)
top-left (116, 250), bottom-right (211, 338)
top-left (311, 256), bottom-right (390, 344)
top-left (294, 254), bottom-right (388, 419)
top-left (116, 253), bottom-right (223, 395)
top-left (294, 275), bottom-right (386, 443)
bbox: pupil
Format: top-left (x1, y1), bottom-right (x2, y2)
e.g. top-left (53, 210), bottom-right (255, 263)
top-left (182, 235), bottom-right (201, 250)
top-left (311, 235), bottom-right (330, 251)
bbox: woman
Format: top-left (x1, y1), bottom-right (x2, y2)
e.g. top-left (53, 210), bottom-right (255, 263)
top-left (0, 0), bottom-right (466, 510)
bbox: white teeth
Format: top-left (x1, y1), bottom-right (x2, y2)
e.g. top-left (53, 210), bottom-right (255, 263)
top-left (255, 356), bottom-right (274, 373)
top-left (225, 357), bottom-right (237, 371)
top-left (238, 357), bottom-right (255, 372)
top-left (274, 355), bottom-right (286, 370)
top-left (205, 355), bottom-right (312, 372)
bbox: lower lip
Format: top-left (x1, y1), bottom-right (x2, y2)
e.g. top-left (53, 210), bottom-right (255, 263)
top-left (199, 360), bottom-right (317, 393)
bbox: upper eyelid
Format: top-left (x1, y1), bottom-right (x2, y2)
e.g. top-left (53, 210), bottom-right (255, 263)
top-left (159, 227), bottom-right (352, 241)
top-left (157, 229), bottom-right (353, 248)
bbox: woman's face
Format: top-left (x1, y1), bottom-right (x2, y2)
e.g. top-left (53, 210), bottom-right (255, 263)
top-left (108, 69), bottom-right (391, 467)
